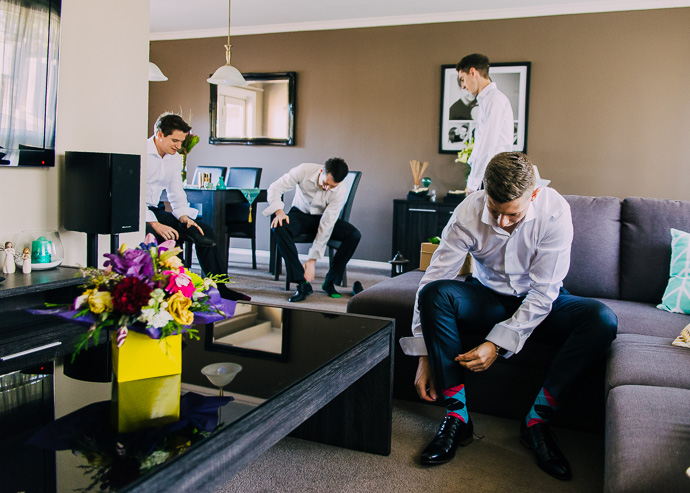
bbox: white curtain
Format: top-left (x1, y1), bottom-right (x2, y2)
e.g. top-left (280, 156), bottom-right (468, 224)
top-left (0, 0), bottom-right (60, 153)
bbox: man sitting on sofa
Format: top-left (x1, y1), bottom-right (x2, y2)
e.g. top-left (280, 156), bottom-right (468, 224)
top-left (263, 158), bottom-right (361, 302)
top-left (405, 152), bottom-right (617, 480)
top-left (146, 112), bottom-right (248, 301)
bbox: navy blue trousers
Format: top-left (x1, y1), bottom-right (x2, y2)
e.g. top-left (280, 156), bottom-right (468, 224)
top-left (419, 276), bottom-right (617, 403)
top-left (272, 207), bottom-right (361, 285)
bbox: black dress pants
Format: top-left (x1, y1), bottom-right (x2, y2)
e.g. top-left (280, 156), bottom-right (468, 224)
top-left (419, 276), bottom-right (617, 403)
top-left (272, 207), bottom-right (361, 285)
top-left (146, 206), bottom-right (226, 277)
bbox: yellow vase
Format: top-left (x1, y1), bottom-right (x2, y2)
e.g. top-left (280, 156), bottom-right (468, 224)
top-left (111, 331), bottom-right (182, 382)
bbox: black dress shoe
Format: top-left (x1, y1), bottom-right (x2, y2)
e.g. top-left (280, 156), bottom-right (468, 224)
top-left (420, 415), bottom-right (474, 465)
top-left (322, 282), bottom-right (341, 298)
top-left (289, 282), bottom-right (313, 302)
top-left (520, 422), bottom-right (572, 481)
top-left (217, 283), bottom-right (251, 301)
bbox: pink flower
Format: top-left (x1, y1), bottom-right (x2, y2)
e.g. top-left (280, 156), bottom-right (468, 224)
top-left (164, 267), bottom-right (194, 298)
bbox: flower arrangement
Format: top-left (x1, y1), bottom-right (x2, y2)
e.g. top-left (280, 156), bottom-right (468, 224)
top-left (67, 234), bottom-right (232, 356)
top-left (455, 137), bottom-right (474, 185)
top-left (178, 132), bottom-right (200, 183)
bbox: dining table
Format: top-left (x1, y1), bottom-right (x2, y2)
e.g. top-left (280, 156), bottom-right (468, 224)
top-left (183, 186), bottom-right (268, 270)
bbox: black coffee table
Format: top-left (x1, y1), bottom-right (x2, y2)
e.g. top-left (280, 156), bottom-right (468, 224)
top-left (2, 301), bottom-right (394, 492)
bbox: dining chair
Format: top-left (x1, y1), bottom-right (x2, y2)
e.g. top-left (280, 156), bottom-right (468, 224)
top-left (270, 170), bottom-right (362, 290)
top-left (225, 167), bottom-right (262, 269)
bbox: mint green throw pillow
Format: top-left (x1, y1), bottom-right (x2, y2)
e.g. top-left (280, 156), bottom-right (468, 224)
top-left (657, 228), bottom-right (690, 314)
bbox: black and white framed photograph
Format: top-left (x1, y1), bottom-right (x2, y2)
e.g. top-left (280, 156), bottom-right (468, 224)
top-left (439, 62), bottom-right (530, 154)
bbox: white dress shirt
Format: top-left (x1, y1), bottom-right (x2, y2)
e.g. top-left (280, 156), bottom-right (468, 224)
top-left (404, 187), bottom-right (573, 357)
top-left (262, 163), bottom-right (348, 260)
top-left (466, 82), bottom-right (514, 191)
top-left (145, 136), bottom-right (198, 223)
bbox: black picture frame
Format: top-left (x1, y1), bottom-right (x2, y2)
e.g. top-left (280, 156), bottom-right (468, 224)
top-left (439, 62), bottom-right (530, 154)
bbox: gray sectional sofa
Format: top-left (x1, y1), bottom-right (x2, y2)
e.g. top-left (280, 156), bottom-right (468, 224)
top-left (347, 195), bottom-right (690, 492)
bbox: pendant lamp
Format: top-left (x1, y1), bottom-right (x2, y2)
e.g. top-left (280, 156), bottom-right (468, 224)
top-left (148, 62), bottom-right (168, 82)
top-left (207, 0), bottom-right (247, 86)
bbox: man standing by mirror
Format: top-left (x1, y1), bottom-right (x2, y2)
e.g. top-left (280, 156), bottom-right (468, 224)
top-left (457, 53), bottom-right (514, 194)
top-left (264, 158), bottom-right (361, 302)
top-left (146, 112), bottom-right (249, 301)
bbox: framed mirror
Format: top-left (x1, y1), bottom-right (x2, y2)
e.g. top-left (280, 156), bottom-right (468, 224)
top-left (209, 72), bottom-right (296, 146)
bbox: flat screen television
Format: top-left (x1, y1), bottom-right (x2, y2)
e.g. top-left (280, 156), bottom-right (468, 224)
top-left (0, 0), bottom-right (61, 167)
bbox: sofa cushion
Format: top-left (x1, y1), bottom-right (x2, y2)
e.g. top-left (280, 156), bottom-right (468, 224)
top-left (605, 385), bottom-right (690, 492)
top-left (563, 195), bottom-right (621, 299)
top-left (620, 197), bottom-right (690, 303)
top-left (606, 333), bottom-right (690, 392)
top-left (597, 298), bottom-right (690, 339)
top-left (657, 228), bottom-right (690, 314)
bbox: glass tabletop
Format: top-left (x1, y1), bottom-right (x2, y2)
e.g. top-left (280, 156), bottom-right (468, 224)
top-left (0, 302), bottom-right (392, 492)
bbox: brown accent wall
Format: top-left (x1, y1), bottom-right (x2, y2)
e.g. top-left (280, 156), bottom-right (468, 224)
top-left (149, 8), bottom-right (690, 262)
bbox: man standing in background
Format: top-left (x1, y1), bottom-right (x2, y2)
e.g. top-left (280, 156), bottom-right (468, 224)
top-left (457, 53), bottom-right (514, 194)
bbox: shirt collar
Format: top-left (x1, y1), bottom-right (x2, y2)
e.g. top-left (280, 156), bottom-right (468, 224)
top-left (477, 81), bottom-right (497, 103)
top-left (147, 135), bottom-right (160, 157)
top-left (308, 166), bottom-right (323, 188)
top-left (480, 192), bottom-right (538, 233)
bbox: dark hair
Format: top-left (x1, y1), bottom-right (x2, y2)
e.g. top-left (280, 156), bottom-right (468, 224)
top-left (484, 152), bottom-right (536, 203)
top-left (154, 112), bottom-right (191, 136)
top-left (324, 157), bottom-right (349, 183)
top-left (456, 53), bottom-right (491, 79)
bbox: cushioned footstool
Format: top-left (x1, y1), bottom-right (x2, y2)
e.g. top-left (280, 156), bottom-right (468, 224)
top-left (605, 385), bottom-right (690, 492)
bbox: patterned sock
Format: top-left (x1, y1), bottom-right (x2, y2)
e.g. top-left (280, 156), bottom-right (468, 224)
top-left (525, 387), bottom-right (560, 427)
top-left (442, 384), bottom-right (469, 423)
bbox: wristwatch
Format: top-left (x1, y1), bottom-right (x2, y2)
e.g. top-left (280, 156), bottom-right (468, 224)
top-left (493, 343), bottom-right (508, 356)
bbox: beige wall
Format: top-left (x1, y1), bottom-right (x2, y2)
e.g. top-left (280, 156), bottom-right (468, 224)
top-left (0, 0), bottom-right (150, 268)
top-left (149, 8), bottom-right (690, 262)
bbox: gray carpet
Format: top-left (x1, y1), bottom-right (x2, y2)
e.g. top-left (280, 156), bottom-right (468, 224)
top-left (203, 250), bottom-right (604, 492)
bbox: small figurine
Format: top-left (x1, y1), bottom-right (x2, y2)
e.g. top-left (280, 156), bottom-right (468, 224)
top-left (2, 241), bottom-right (16, 274)
top-left (22, 247), bottom-right (31, 274)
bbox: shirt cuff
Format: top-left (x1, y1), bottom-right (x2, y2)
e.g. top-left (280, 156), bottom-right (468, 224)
top-left (172, 207), bottom-right (198, 221)
top-left (485, 324), bottom-right (520, 356)
top-left (399, 336), bottom-right (428, 356)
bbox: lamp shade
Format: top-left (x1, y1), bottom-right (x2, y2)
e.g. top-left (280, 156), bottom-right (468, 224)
top-left (207, 64), bottom-right (247, 87)
top-left (148, 62), bottom-right (168, 82)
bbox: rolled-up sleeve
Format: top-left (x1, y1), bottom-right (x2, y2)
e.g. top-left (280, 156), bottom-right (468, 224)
top-left (308, 190), bottom-right (346, 260)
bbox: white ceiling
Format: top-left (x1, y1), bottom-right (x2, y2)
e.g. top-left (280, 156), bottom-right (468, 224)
top-left (150, 0), bottom-right (690, 40)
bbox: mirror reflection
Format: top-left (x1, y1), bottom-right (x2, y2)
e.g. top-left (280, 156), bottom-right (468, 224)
top-left (207, 303), bottom-right (288, 359)
top-left (210, 72), bottom-right (296, 146)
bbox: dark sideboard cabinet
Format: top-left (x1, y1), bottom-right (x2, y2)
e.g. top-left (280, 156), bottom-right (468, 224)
top-left (392, 199), bottom-right (459, 274)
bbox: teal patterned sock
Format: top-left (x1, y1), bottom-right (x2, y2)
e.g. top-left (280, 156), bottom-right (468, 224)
top-left (442, 384), bottom-right (469, 423)
top-left (525, 387), bottom-right (560, 427)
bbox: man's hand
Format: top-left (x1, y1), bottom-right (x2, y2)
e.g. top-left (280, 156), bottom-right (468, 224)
top-left (465, 187), bottom-right (476, 195)
top-left (302, 259), bottom-right (316, 283)
top-left (271, 210), bottom-right (289, 228)
top-left (179, 215), bottom-right (204, 235)
top-left (149, 221), bottom-right (179, 241)
top-left (455, 342), bottom-right (498, 372)
top-left (415, 356), bottom-right (437, 402)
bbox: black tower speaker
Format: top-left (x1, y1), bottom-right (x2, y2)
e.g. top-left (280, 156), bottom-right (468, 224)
top-left (64, 151), bottom-right (140, 235)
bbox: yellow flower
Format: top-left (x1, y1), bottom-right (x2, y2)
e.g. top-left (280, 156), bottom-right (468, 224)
top-left (88, 290), bottom-right (113, 314)
top-left (159, 254), bottom-right (183, 269)
top-left (166, 292), bottom-right (194, 325)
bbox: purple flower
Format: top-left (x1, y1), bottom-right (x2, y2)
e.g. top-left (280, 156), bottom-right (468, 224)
top-left (104, 248), bottom-right (154, 281)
